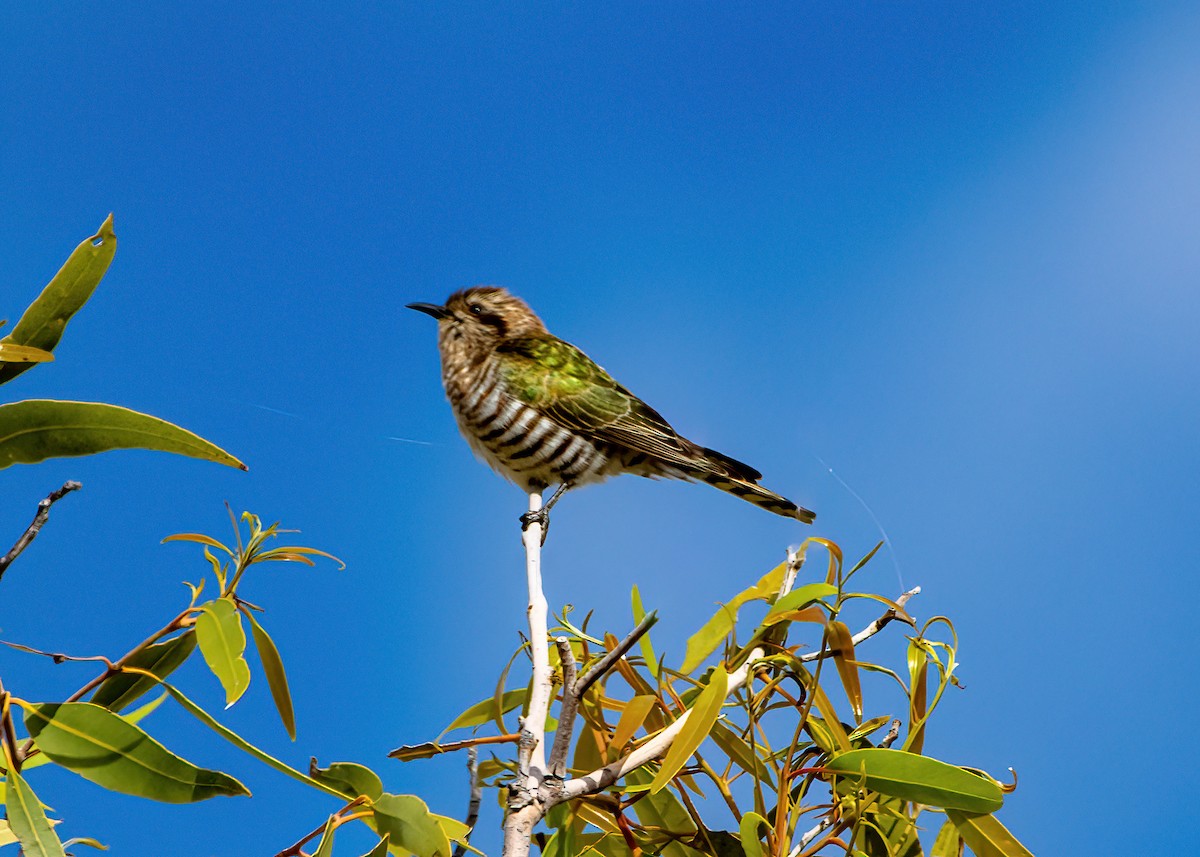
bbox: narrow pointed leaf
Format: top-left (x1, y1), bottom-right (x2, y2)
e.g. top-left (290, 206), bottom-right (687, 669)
top-left (443, 689), bottom-right (525, 734)
top-left (0, 215), bottom-right (116, 386)
top-left (709, 719), bottom-right (774, 788)
top-left (313, 816), bottom-right (336, 857)
top-left (195, 598), bottom-right (251, 706)
top-left (630, 585), bottom-right (659, 677)
top-left (931, 818), bottom-right (963, 857)
top-left (681, 562), bottom-right (788, 674)
top-left (20, 701), bottom-right (249, 802)
top-left (369, 793), bottom-right (452, 857)
top-left (0, 819), bottom-right (16, 848)
top-left (5, 765), bottom-right (67, 857)
top-left (61, 838), bottom-right (108, 851)
top-left (761, 583), bottom-right (839, 626)
top-left (161, 533), bottom-right (233, 555)
top-left (309, 760), bottom-right (384, 801)
top-left (121, 692), bottom-right (168, 725)
top-left (826, 620), bottom-right (863, 721)
top-left (607, 694), bottom-right (656, 760)
top-left (0, 343), bottom-right (54, 363)
top-left (0, 400), bottom-right (246, 470)
top-left (359, 837), bottom-right (391, 857)
top-left (945, 811), bottom-right (1034, 857)
top-left (650, 666), bottom-right (728, 793)
top-left (91, 632), bottom-right (196, 711)
top-left (826, 749), bottom-right (1003, 813)
top-left (241, 608), bottom-right (295, 738)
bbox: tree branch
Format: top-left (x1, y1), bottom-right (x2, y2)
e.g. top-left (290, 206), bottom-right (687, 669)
top-left (547, 637), bottom-right (578, 779)
top-left (452, 747), bottom-right (482, 857)
top-left (0, 481), bottom-right (81, 582)
top-left (573, 611), bottom-right (658, 700)
top-left (503, 491), bottom-right (552, 856)
top-left (797, 586), bottom-right (921, 662)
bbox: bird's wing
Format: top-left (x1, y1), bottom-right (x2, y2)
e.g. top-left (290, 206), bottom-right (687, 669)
top-left (496, 335), bottom-right (704, 467)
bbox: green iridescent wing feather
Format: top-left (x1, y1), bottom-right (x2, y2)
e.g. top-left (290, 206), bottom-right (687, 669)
top-left (496, 335), bottom-right (700, 466)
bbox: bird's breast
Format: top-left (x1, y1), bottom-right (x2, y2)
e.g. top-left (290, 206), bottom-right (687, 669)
top-left (442, 361), bottom-right (611, 490)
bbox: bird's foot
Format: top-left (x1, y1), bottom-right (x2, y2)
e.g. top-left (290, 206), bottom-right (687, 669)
top-left (519, 508), bottom-right (550, 545)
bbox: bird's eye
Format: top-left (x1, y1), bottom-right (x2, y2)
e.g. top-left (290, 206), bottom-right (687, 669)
top-left (469, 304), bottom-right (484, 314)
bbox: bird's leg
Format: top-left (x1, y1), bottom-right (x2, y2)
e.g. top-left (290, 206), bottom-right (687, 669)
top-left (519, 483), bottom-right (571, 540)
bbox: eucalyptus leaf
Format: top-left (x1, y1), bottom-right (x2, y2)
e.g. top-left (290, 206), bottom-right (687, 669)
top-left (4, 765), bottom-right (67, 857)
top-left (91, 632), bottom-right (196, 711)
top-left (195, 598), bottom-right (251, 706)
top-left (21, 701), bottom-right (249, 803)
top-left (826, 748), bottom-right (1003, 813)
top-left (0, 215), bottom-right (116, 386)
top-left (241, 608), bottom-right (295, 738)
top-left (0, 400), bottom-right (246, 470)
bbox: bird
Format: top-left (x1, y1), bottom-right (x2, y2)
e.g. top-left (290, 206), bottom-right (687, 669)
top-left (408, 287), bottom-right (814, 530)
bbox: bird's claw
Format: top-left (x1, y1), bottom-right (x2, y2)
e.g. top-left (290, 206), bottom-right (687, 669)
top-left (519, 509), bottom-right (550, 545)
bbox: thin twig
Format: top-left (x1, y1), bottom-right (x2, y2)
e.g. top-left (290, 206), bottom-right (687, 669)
top-left (788, 816), bottom-right (836, 857)
top-left (547, 637), bottom-right (579, 778)
top-left (0, 481), bottom-right (81, 582)
top-left (879, 718), bottom-right (901, 749)
top-left (573, 611), bottom-right (659, 700)
top-left (797, 586), bottom-right (921, 662)
top-left (452, 747), bottom-right (482, 857)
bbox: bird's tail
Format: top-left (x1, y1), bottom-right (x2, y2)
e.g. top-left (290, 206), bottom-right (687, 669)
top-left (694, 447), bottom-right (816, 524)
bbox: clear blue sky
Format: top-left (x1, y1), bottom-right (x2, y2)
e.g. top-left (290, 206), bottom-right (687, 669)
top-left (3, 3), bottom-right (1198, 854)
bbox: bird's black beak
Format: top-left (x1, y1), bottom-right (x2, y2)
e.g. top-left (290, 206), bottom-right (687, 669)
top-left (407, 302), bottom-right (450, 320)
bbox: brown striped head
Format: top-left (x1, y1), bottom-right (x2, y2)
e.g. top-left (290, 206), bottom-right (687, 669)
top-left (408, 286), bottom-right (547, 353)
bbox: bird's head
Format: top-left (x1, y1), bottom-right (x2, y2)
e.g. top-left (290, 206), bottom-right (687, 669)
top-left (408, 287), bottom-right (547, 344)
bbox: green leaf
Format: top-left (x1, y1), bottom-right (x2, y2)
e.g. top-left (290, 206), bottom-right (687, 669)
top-left (4, 765), bottom-right (67, 857)
top-left (369, 794), bottom-right (452, 857)
top-left (760, 583), bottom-right (839, 626)
top-left (608, 695), bottom-right (656, 761)
top-left (0, 400), bottom-right (246, 470)
top-left (630, 585), bottom-right (659, 677)
top-left (241, 608), bottom-right (295, 739)
top-left (121, 692), bottom-right (168, 726)
top-left (442, 689), bottom-right (526, 734)
top-left (90, 632), bottom-right (197, 711)
top-left (680, 561), bottom-right (788, 674)
top-left (825, 749), bottom-right (1003, 813)
top-left (0, 819), bottom-right (17, 848)
top-left (827, 620), bottom-right (863, 722)
top-left (0, 343), bottom-right (54, 363)
top-left (195, 598), bottom-right (251, 706)
top-left (61, 838), bottom-right (109, 851)
top-left (738, 812), bottom-right (771, 857)
top-left (931, 818), bottom-right (963, 857)
top-left (945, 811), bottom-right (1034, 857)
top-left (709, 719), bottom-right (774, 789)
top-left (0, 215), bottom-right (116, 387)
top-left (313, 817), bottom-right (336, 857)
top-left (308, 760), bottom-right (384, 802)
top-left (20, 701), bottom-right (249, 803)
top-left (358, 838), bottom-right (391, 857)
top-left (650, 665), bottom-right (728, 793)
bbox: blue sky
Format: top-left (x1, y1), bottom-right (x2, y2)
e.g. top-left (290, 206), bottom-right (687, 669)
top-left (3, 3), bottom-right (1198, 854)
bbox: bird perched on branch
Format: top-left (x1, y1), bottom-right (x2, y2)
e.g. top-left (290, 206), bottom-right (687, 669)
top-left (408, 287), bottom-right (814, 530)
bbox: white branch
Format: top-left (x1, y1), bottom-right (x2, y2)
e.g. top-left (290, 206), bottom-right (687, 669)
top-left (797, 585), bottom-right (921, 662)
top-left (559, 644), bottom-right (765, 800)
top-left (519, 491), bottom-right (552, 782)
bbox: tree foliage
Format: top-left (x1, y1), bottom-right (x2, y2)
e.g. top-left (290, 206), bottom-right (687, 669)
top-left (0, 220), bottom-right (1034, 856)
